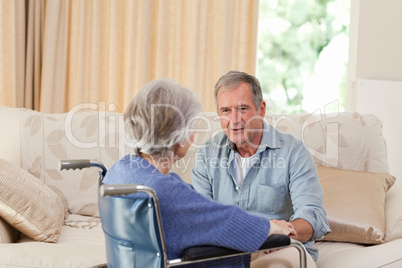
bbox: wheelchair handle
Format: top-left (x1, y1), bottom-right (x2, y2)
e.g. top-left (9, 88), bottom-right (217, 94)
top-left (100, 184), bottom-right (156, 197)
top-left (59, 159), bottom-right (108, 178)
top-left (59, 159), bottom-right (91, 171)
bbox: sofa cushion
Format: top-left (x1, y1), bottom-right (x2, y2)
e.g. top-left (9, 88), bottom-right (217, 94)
top-left (362, 114), bottom-right (390, 173)
top-left (266, 112), bottom-right (389, 172)
top-left (20, 107), bottom-right (130, 216)
top-left (0, 214), bottom-right (106, 267)
top-left (384, 180), bottom-right (402, 242)
top-left (0, 158), bottom-right (66, 242)
top-left (316, 239), bottom-right (402, 268)
top-left (318, 165), bottom-right (395, 244)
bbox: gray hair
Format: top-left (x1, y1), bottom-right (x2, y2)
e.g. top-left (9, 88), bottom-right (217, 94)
top-left (124, 78), bottom-right (203, 159)
top-left (214, 71), bottom-right (263, 110)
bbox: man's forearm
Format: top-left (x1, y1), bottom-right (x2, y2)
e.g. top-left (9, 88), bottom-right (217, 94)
top-left (289, 218), bottom-right (313, 242)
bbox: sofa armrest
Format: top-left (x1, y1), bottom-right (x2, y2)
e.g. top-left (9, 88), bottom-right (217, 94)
top-left (0, 217), bottom-right (20, 243)
top-left (385, 181), bottom-right (402, 242)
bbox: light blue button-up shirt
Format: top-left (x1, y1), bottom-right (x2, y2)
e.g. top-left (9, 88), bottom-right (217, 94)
top-left (192, 122), bottom-right (331, 261)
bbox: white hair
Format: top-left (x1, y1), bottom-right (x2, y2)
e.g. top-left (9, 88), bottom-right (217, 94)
top-left (124, 78), bottom-right (203, 159)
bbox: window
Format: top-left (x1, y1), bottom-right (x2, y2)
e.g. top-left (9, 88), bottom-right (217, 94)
top-left (257, 0), bottom-right (350, 114)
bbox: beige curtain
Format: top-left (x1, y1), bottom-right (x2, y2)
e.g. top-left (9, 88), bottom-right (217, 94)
top-left (1, 0), bottom-right (259, 113)
top-left (0, 0), bottom-right (26, 108)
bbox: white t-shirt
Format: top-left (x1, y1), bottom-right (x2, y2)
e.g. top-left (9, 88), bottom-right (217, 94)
top-left (234, 152), bottom-right (257, 186)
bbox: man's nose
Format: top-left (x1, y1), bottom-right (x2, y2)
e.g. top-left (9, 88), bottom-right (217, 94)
top-left (230, 110), bottom-right (241, 125)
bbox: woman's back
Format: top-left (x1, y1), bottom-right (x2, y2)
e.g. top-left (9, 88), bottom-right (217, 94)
top-left (104, 154), bottom-right (270, 262)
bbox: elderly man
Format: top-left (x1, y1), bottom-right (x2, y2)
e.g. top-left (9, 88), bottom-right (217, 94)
top-left (192, 71), bottom-right (330, 267)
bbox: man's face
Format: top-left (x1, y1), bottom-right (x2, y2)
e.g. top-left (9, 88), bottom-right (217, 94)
top-left (217, 82), bottom-right (266, 149)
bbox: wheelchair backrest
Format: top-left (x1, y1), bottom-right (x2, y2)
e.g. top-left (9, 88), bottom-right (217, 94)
top-left (98, 191), bottom-right (165, 268)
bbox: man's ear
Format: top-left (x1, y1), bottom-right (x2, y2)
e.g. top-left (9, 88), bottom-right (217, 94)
top-left (259, 101), bottom-right (266, 118)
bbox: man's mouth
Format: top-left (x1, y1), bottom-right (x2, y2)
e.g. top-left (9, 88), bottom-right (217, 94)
top-left (230, 127), bottom-right (245, 133)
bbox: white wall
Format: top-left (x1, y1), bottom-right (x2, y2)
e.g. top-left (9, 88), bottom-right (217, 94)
top-left (355, 0), bottom-right (402, 81)
top-left (350, 0), bottom-right (402, 180)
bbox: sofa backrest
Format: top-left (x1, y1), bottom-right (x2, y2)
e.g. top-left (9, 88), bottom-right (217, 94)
top-left (171, 111), bottom-right (390, 184)
top-left (0, 105), bottom-right (389, 217)
top-left (0, 106), bottom-right (22, 166)
top-left (0, 105), bottom-right (129, 217)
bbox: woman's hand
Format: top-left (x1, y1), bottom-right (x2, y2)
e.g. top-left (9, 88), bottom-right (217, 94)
top-left (268, 219), bottom-right (297, 237)
top-left (265, 220), bottom-right (297, 254)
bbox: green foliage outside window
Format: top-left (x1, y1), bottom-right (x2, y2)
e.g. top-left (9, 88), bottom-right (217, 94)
top-left (257, 0), bottom-right (350, 114)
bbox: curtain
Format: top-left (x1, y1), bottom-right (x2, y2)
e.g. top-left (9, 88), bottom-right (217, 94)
top-left (0, 0), bottom-right (259, 113)
top-left (0, 0), bottom-right (26, 108)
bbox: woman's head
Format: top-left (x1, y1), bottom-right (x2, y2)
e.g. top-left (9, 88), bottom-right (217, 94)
top-left (124, 78), bottom-right (203, 159)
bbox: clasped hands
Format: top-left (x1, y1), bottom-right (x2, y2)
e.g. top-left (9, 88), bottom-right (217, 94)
top-left (266, 220), bottom-right (297, 254)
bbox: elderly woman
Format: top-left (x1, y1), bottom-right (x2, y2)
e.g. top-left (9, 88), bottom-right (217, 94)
top-left (103, 78), bottom-right (295, 267)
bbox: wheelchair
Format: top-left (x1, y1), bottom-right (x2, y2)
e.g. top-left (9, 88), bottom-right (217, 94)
top-left (60, 159), bottom-right (307, 268)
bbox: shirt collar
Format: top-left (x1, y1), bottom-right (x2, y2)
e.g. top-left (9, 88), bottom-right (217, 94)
top-left (226, 121), bottom-right (281, 153)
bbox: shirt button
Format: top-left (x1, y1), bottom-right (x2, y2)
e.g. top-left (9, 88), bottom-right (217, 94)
top-left (235, 186), bottom-right (240, 191)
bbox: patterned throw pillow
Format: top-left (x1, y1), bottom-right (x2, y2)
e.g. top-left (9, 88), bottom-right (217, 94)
top-left (0, 158), bottom-right (67, 242)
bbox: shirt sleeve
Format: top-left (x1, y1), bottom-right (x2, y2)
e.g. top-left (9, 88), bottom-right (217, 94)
top-left (191, 146), bottom-right (214, 199)
top-left (288, 142), bottom-right (331, 240)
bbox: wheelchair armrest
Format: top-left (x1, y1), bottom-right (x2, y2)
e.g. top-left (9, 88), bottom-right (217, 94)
top-left (182, 246), bottom-right (242, 261)
top-left (181, 234), bottom-right (290, 261)
top-left (258, 234), bottom-right (291, 250)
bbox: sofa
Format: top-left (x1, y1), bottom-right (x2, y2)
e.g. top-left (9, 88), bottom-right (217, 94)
top-left (0, 104), bottom-right (401, 268)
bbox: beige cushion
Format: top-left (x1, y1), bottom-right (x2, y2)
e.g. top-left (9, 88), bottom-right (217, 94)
top-left (316, 239), bottom-right (402, 268)
top-left (20, 108), bottom-right (129, 217)
top-left (0, 158), bottom-right (66, 242)
top-left (318, 165), bottom-right (395, 244)
top-left (384, 180), bottom-right (402, 242)
top-left (267, 112), bottom-right (382, 172)
top-left (0, 214), bottom-right (106, 267)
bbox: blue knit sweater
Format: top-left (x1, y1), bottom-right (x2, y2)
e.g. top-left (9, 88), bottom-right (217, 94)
top-left (104, 155), bottom-right (271, 266)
